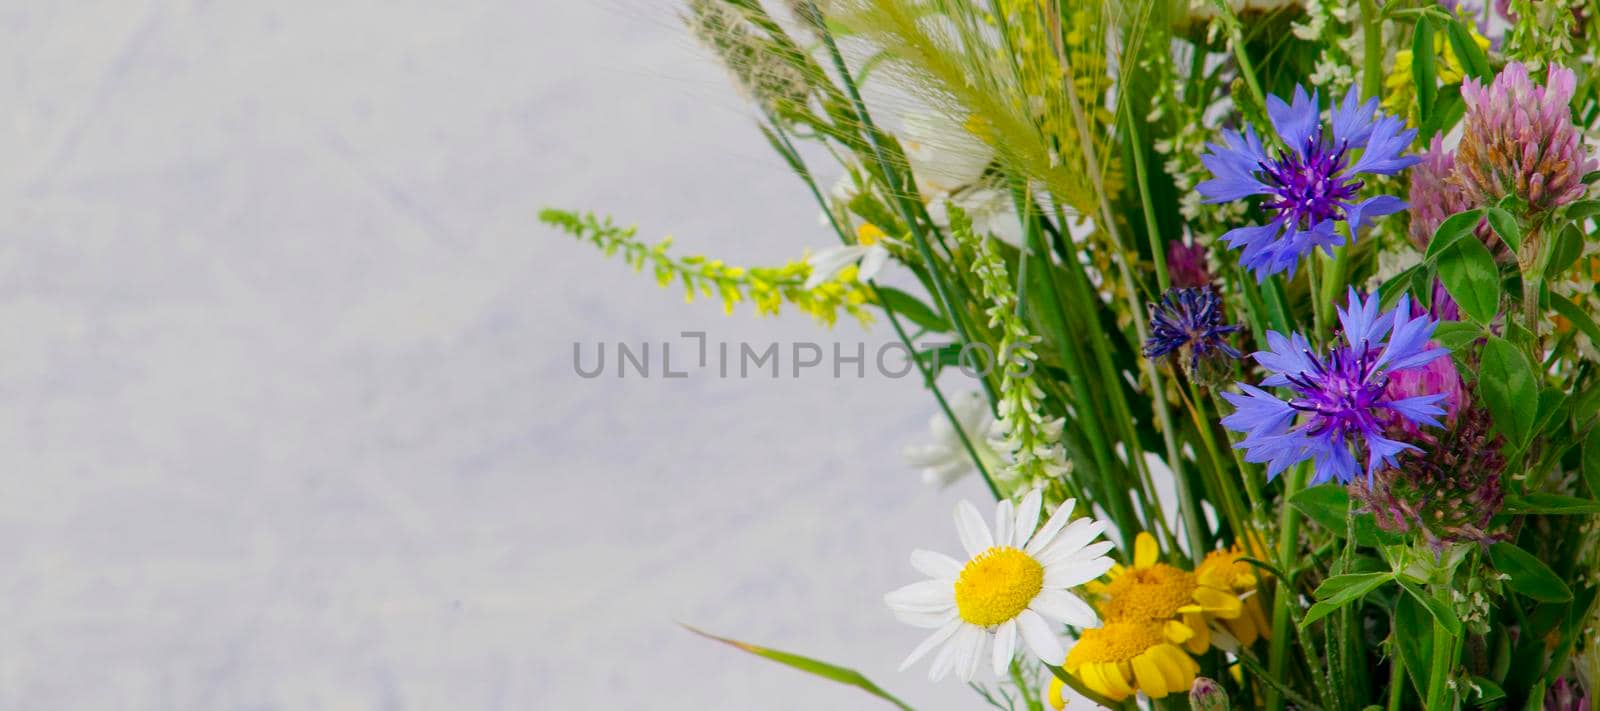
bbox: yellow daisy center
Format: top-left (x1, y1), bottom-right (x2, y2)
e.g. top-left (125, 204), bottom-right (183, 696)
top-left (1099, 563), bottom-right (1196, 622)
top-left (954, 546), bottom-right (1044, 627)
top-left (856, 223), bottom-right (885, 246)
top-left (1065, 621), bottom-right (1166, 666)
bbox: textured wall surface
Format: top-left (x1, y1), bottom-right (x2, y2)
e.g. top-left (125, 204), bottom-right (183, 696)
top-left (1, 2), bottom-right (993, 708)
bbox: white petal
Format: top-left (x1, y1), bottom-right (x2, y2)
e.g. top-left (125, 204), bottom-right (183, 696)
top-left (891, 606), bottom-right (959, 629)
top-left (992, 619), bottom-right (1018, 676)
top-left (803, 246), bottom-right (864, 289)
top-left (1025, 498), bottom-right (1077, 555)
top-left (858, 245), bottom-right (890, 281)
top-left (1016, 609), bottom-right (1066, 664)
top-left (1029, 589), bottom-right (1101, 628)
top-left (928, 625), bottom-right (964, 681)
top-left (963, 626), bottom-right (986, 682)
top-left (1043, 555), bottom-right (1115, 589)
top-left (899, 619), bottom-right (962, 671)
top-left (955, 500), bottom-right (994, 557)
top-left (1012, 488), bottom-right (1043, 549)
top-left (885, 580), bottom-right (956, 613)
top-left (1038, 538), bottom-right (1114, 569)
top-left (910, 549), bottom-right (963, 580)
top-left (993, 499), bottom-right (1014, 554)
top-left (1036, 518), bottom-right (1107, 561)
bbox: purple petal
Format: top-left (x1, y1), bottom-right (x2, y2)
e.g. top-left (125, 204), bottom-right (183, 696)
top-left (1267, 85), bottom-right (1320, 155)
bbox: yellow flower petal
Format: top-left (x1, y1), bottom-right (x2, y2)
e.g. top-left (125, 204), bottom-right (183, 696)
top-left (1132, 654), bottom-right (1169, 698)
top-left (1134, 532), bottom-right (1159, 569)
top-left (1194, 586), bottom-right (1245, 618)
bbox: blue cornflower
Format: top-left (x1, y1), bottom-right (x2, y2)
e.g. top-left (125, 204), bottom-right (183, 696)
top-left (1198, 86), bottom-right (1420, 280)
top-left (1220, 289), bottom-right (1449, 485)
top-left (1143, 287), bottom-right (1242, 378)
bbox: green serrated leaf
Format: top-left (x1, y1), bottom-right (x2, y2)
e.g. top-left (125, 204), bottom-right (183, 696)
top-left (1478, 336), bottom-right (1539, 447)
top-left (685, 626), bottom-right (915, 710)
top-left (1489, 542), bottom-right (1574, 603)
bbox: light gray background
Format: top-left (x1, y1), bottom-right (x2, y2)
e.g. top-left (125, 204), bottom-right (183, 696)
top-left (1, 2), bottom-right (997, 708)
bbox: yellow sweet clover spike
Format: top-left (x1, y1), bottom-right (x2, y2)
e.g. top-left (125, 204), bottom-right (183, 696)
top-left (540, 208), bottom-right (873, 327)
top-left (1384, 19), bottom-right (1491, 118)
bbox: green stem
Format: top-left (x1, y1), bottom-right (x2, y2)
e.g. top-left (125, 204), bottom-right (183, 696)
top-left (1210, 0), bottom-right (1269, 120)
top-left (1388, 649), bottom-right (1406, 711)
top-left (1424, 583), bottom-right (1458, 711)
top-left (767, 119), bottom-right (1005, 500)
top-left (1267, 461), bottom-right (1309, 711)
top-left (1361, 0), bottom-right (1385, 101)
top-left (814, 20), bottom-right (995, 408)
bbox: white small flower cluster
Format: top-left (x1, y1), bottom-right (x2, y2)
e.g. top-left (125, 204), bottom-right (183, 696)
top-left (951, 207), bottom-right (1070, 492)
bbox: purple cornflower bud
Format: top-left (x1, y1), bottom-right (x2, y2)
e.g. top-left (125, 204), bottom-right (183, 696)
top-left (1144, 287), bottom-right (1242, 384)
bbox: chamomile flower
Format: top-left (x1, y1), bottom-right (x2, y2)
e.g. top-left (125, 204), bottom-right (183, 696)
top-left (1086, 533), bottom-right (1244, 655)
top-left (902, 391), bottom-right (1003, 488)
top-left (1193, 541), bottom-right (1273, 648)
top-left (804, 223), bottom-right (891, 290)
top-left (885, 490), bottom-right (1115, 682)
top-left (1064, 620), bottom-right (1201, 701)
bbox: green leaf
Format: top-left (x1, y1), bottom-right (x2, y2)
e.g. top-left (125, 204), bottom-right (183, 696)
top-left (1436, 235), bottom-right (1501, 324)
top-left (1469, 677), bottom-right (1507, 707)
top-left (1413, 16), bottom-right (1438, 130)
top-left (685, 626), bottom-right (915, 710)
top-left (1485, 207), bottom-right (1523, 253)
top-left (1432, 320), bottom-right (1485, 352)
top-left (1546, 222), bottom-right (1585, 279)
top-left (1551, 292), bottom-right (1600, 349)
top-left (1583, 429), bottom-right (1600, 498)
top-left (1502, 493), bottom-right (1600, 514)
top-left (1426, 209), bottom-right (1485, 261)
top-left (1395, 576), bottom-right (1463, 637)
top-left (1445, 18), bottom-right (1491, 79)
top-left (1478, 336), bottom-right (1539, 447)
top-left (1304, 573), bottom-right (1393, 628)
top-left (1566, 198), bottom-right (1600, 223)
top-left (1290, 484), bottom-right (1349, 532)
top-left (1489, 542), bottom-right (1573, 602)
top-left (1394, 592), bottom-right (1434, 698)
top-left (1288, 485), bottom-right (1403, 545)
top-left (874, 286), bottom-right (950, 333)
top-left (1585, 170), bottom-right (1600, 185)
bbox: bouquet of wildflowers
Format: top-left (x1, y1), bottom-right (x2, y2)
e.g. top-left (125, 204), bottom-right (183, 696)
top-left (545, 0), bottom-right (1600, 708)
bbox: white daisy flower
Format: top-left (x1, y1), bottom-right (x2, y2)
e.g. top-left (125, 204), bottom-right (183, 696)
top-left (901, 111), bottom-right (994, 196)
top-left (885, 490), bottom-right (1115, 682)
top-left (803, 223), bottom-right (891, 290)
top-left (902, 391), bottom-right (1002, 488)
